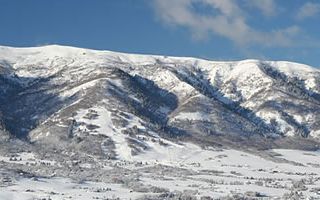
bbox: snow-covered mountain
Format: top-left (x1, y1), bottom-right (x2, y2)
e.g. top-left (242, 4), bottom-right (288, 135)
top-left (1, 45), bottom-right (320, 157)
top-left (2, 45), bottom-right (320, 199)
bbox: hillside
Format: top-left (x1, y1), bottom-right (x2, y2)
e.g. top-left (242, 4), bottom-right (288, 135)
top-left (1, 45), bottom-right (320, 150)
top-left (1, 45), bottom-right (320, 199)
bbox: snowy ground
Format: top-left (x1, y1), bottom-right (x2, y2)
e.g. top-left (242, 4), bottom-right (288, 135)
top-left (1, 144), bottom-right (320, 199)
top-left (0, 177), bottom-right (143, 200)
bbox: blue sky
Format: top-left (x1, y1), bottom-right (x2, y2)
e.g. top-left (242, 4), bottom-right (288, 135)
top-left (0, 0), bottom-right (319, 67)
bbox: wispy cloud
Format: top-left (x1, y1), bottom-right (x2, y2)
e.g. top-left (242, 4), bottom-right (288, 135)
top-left (151, 0), bottom-right (300, 48)
top-left (296, 2), bottom-right (320, 20)
top-left (244, 0), bottom-right (278, 17)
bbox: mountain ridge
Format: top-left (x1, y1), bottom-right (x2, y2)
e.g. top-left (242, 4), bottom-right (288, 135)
top-left (1, 44), bottom-right (320, 155)
top-left (1, 44), bottom-right (318, 69)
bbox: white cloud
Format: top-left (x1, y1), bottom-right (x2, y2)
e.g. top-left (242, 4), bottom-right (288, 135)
top-left (245, 0), bottom-right (277, 17)
top-left (296, 2), bottom-right (320, 20)
top-left (152, 0), bottom-right (299, 47)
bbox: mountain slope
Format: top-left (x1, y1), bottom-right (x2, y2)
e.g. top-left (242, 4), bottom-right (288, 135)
top-left (0, 45), bottom-right (320, 158)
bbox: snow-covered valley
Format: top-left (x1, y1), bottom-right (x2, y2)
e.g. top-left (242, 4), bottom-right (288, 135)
top-left (1, 146), bottom-right (320, 199)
